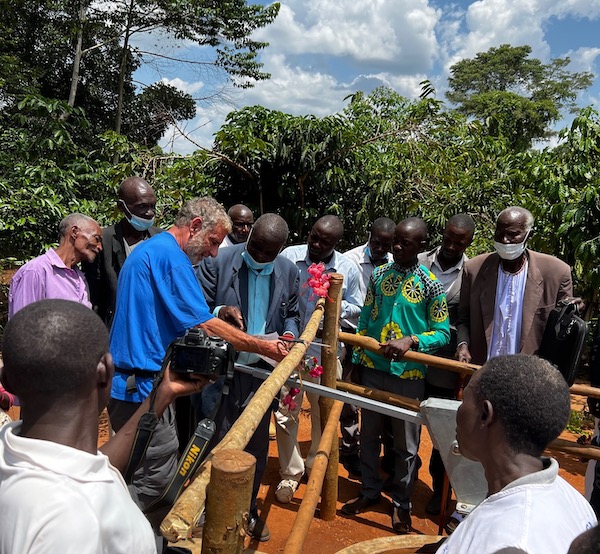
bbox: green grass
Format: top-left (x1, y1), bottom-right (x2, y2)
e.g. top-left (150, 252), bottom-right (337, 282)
top-left (566, 408), bottom-right (596, 435)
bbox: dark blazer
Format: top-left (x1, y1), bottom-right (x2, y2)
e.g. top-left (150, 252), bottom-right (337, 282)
top-left (457, 249), bottom-right (573, 365)
top-left (83, 219), bottom-right (162, 326)
top-left (418, 248), bottom-right (466, 329)
top-left (418, 247), bottom-right (468, 388)
top-left (196, 243), bottom-right (300, 338)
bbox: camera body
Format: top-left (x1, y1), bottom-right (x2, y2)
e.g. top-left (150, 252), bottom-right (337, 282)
top-left (170, 328), bottom-right (234, 377)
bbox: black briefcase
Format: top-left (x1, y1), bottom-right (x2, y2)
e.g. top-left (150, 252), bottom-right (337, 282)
top-left (538, 303), bottom-right (587, 386)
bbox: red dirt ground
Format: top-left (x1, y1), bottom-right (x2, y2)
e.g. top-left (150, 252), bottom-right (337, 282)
top-left (93, 391), bottom-right (591, 554)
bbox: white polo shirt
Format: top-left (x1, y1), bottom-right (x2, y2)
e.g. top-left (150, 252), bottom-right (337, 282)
top-left (0, 421), bottom-right (156, 554)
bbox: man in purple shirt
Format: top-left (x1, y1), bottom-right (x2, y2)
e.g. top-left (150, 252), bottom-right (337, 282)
top-left (8, 213), bottom-right (103, 318)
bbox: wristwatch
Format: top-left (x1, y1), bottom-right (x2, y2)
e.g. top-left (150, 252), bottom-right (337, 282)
top-left (410, 335), bottom-right (419, 351)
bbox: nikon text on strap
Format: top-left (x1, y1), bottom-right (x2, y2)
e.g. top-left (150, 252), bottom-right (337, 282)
top-left (142, 357), bottom-right (234, 514)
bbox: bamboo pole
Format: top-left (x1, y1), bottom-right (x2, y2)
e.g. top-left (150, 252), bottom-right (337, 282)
top-left (549, 438), bottom-right (600, 462)
top-left (283, 400), bottom-right (344, 554)
top-left (335, 381), bottom-right (421, 412)
top-left (161, 299), bottom-right (326, 542)
top-left (339, 331), bottom-right (600, 462)
top-left (570, 383), bottom-right (600, 400)
top-left (320, 274), bottom-right (343, 520)
top-left (341, 331), bottom-right (600, 401)
top-left (339, 331), bottom-right (479, 375)
top-left (202, 449), bottom-right (255, 553)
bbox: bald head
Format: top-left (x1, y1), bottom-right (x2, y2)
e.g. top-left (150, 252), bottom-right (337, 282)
top-left (253, 213), bottom-right (289, 244)
top-left (227, 204), bottom-right (254, 244)
top-left (117, 176), bottom-right (157, 228)
top-left (247, 213), bottom-right (289, 263)
top-left (399, 217), bottom-right (428, 241)
top-left (307, 215), bottom-right (344, 263)
top-left (2, 300), bottom-right (108, 402)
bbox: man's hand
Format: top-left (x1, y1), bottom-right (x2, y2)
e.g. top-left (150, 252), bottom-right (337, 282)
top-left (561, 296), bottom-right (586, 314)
top-left (379, 337), bottom-right (413, 362)
top-left (218, 306), bottom-right (245, 330)
top-left (153, 364), bottom-right (209, 415)
top-left (456, 343), bottom-right (472, 364)
top-left (261, 339), bottom-right (290, 363)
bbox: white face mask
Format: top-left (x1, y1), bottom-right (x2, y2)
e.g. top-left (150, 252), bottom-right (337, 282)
top-left (494, 233), bottom-right (529, 260)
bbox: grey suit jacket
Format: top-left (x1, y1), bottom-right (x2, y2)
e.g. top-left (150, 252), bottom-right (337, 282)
top-left (196, 243), bottom-right (300, 338)
top-left (456, 249), bottom-right (573, 365)
top-left (83, 219), bottom-right (162, 326)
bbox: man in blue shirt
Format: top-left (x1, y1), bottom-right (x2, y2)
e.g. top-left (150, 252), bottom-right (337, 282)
top-left (108, 197), bottom-right (287, 546)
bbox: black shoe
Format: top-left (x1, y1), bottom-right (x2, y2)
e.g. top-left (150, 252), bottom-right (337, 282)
top-left (247, 511), bottom-right (271, 542)
top-left (340, 453), bottom-right (362, 476)
top-left (341, 494), bottom-right (381, 515)
top-left (392, 506), bottom-right (412, 534)
top-left (425, 492), bottom-right (442, 515)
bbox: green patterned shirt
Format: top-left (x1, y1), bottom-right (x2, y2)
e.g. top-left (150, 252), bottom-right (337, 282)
top-left (352, 262), bottom-right (450, 379)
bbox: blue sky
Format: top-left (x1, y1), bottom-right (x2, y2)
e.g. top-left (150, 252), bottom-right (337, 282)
top-left (133, 0), bottom-right (600, 154)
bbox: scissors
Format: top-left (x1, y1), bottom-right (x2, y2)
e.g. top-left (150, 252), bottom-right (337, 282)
top-left (278, 336), bottom-right (332, 348)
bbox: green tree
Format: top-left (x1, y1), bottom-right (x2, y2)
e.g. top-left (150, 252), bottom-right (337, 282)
top-left (526, 107), bottom-right (600, 310)
top-left (446, 44), bottom-right (593, 150)
top-left (211, 86), bottom-right (522, 245)
top-left (0, 0), bottom-right (280, 148)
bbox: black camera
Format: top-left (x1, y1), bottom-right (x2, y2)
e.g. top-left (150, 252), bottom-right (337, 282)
top-left (170, 328), bottom-right (234, 377)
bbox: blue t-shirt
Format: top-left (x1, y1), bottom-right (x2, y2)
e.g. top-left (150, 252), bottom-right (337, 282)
top-left (109, 232), bottom-right (213, 402)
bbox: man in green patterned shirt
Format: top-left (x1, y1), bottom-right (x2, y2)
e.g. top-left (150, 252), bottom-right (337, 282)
top-left (342, 217), bottom-right (450, 534)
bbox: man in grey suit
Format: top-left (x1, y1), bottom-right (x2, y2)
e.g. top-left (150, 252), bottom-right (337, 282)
top-left (196, 213), bottom-right (300, 542)
top-left (84, 177), bottom-right (162, 327)
top-left (417, 214), bottom-right (474, 515)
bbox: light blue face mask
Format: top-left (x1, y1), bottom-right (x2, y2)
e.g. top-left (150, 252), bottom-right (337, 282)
top-left (121, 201), bottom-right (154, 232)
top-left (241, 249), bottom-right (274, 274)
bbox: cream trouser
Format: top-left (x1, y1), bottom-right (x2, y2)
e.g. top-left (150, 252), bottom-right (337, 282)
top-left (274, 360), bottom-right (342, 482)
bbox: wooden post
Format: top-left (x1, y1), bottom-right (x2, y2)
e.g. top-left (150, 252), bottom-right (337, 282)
top-left (320, 273), bottom-right (343, 520)
top-left (161, 299), bottom-right (326, 542)
top-left (202, 449), bottom-right (255, 554)
top-left (283, 400), bottom-right (344, 554)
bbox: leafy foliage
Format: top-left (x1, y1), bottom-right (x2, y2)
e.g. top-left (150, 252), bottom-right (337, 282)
top-left (0, 0), bottom-right (280, 148)
top-left (446, 44), bottom-right (593, 150)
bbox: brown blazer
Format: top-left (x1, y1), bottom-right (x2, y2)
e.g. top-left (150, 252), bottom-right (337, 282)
top-left (456, 249), bottom-right (573, 365)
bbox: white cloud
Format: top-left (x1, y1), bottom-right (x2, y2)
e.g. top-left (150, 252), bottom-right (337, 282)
top-left (566, 47), bottom-right (600, 74)
top-left (160, 77), bottom-right (205, 95)
top-left (255, 0), bottom-right (441, 72)
top-left (445, 0), bottom-right (600, 68)
top-left (155, 0), bottom-right (600, 154)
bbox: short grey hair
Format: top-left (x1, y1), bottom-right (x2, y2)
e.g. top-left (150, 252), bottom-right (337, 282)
top-left (498, 207), bottom-right (534, 233)
top-left (58, 213), bottom-right (97, 238)
top-left (174, 197), bottom-right (232, 234)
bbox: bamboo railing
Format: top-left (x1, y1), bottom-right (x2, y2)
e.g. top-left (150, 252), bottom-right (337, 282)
top-left (160, 299), bottom-right (326, 541)
top-left (339, 331), bottom-right (600, 462)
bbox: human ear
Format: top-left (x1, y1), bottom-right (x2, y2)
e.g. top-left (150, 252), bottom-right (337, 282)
top-left (190, 216), bottom-right (203, 236)
top-left (97, 352), bottom-right (114, 388)
top-left (481, 400), bottom-right (494, 426)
